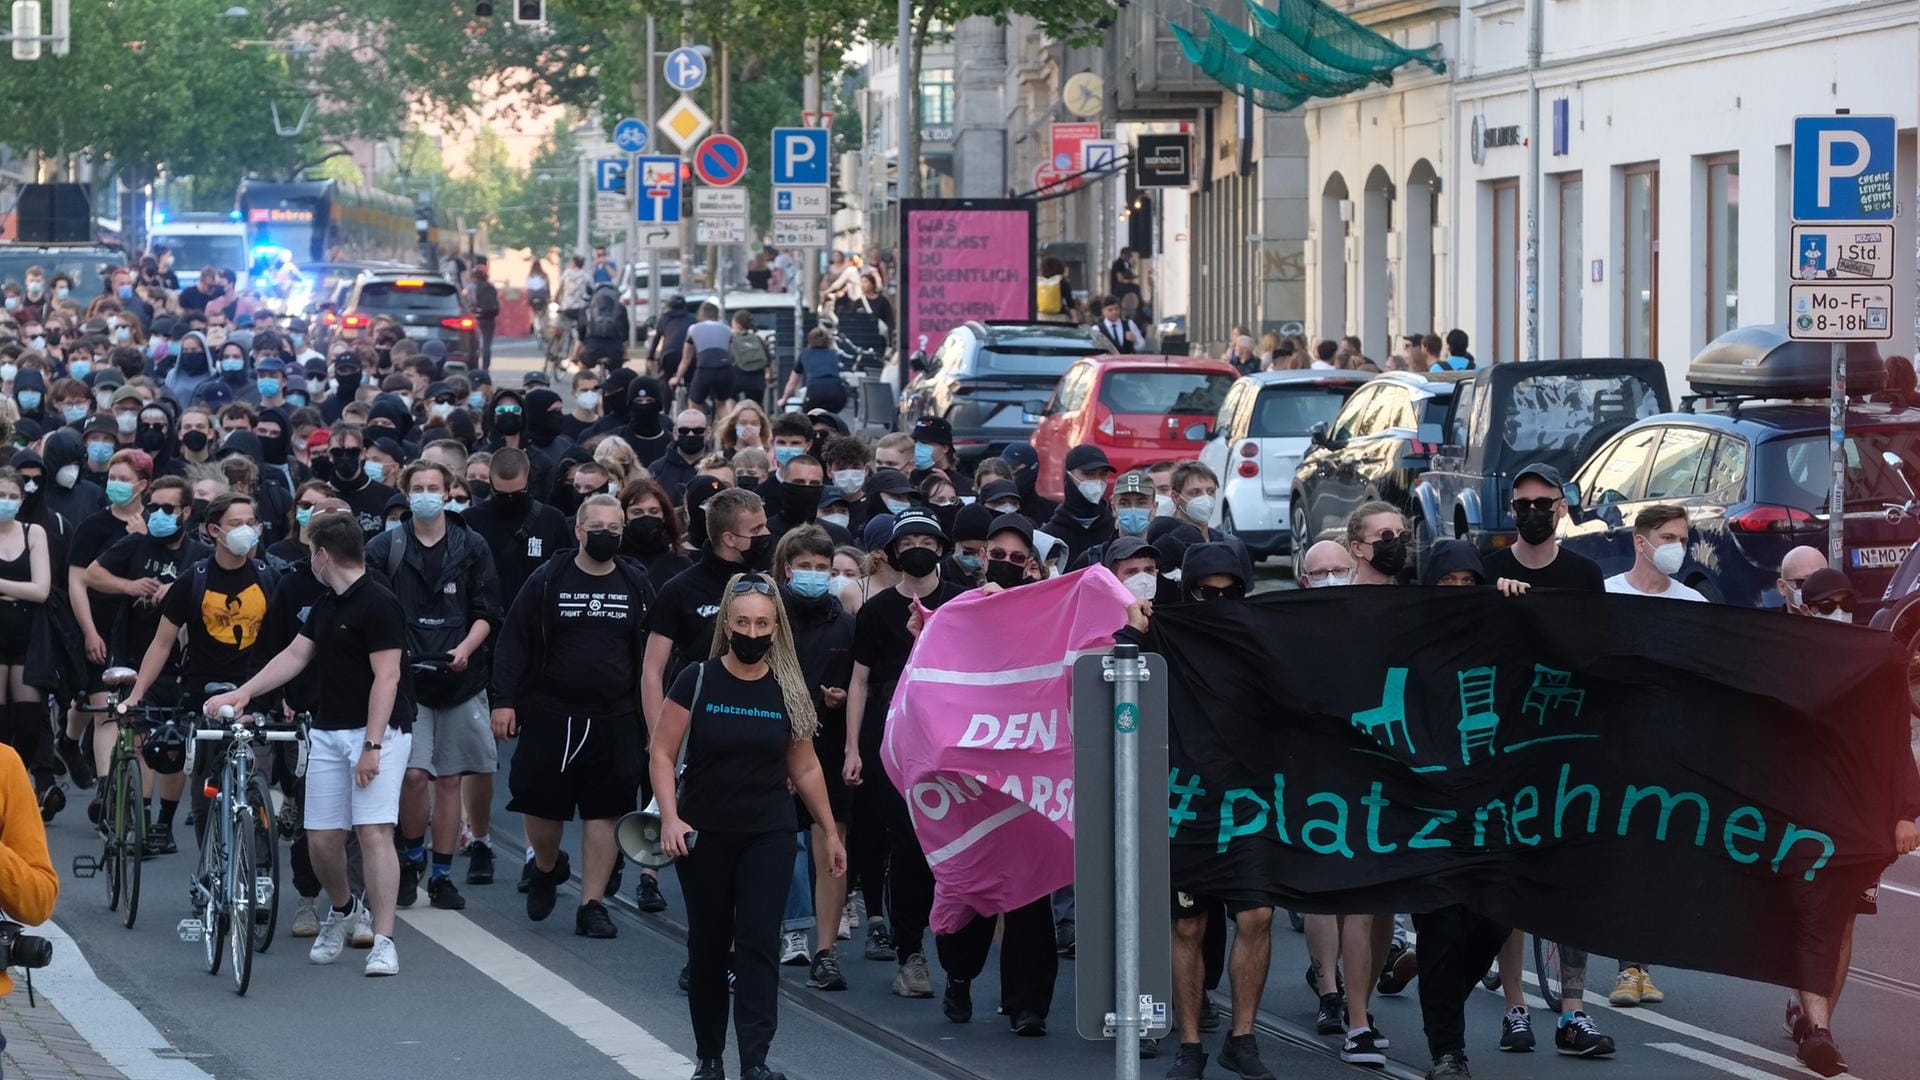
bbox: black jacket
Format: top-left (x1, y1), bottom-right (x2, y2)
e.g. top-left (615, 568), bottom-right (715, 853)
top-left (784, 587), bottom-right (854, 723)
top-left (42, 429), bottom-right (106, 530)
top-left (1043, 489), bottom-right (1116, 565)
top-left (648, 447), bottom-right (702, 506)
top-left (464, 496), bottom-right (572, 609)
top-left (488, 551), bottom-right (655, 711)
top-left (365, 515), bottom-right (503, 707)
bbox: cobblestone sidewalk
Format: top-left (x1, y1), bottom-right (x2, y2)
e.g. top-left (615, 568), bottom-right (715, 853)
top-left (1, 984), bottom-right (124, 1080)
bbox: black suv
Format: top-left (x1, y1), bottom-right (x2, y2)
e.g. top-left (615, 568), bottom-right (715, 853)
top-left (897, 321), bottom-right (1105, 463)
top-left (336, 271), bottom-right (476, 363)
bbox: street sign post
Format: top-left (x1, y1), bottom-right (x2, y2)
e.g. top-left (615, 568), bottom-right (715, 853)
top-left (773, 186), bottom-right (829, 217)
top-left (593, 158), bottom-right (628, 234)
top-left (1789, 112), bottom-right (1899, 567)
top-left (695, 217), bottom-right (748, 244)
top-left (693, 188), bottom-right (748, 216)
top-left (613, 117), bottom-right (649, 154)
top-left (771, 128), bottom-right (830, 186)
top-left (692, 134), bottom-right (748, 187)
top-left (658, 96), bottom-right (713, 152)
top-left (635, 156), bottom-right (682, 224)
top-left (1072, 647), bottom-right (1172, 1060)
top-left (664, 46), bottom-right (707, 92)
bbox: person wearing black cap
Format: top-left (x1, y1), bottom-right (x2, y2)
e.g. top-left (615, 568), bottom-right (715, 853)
top-left (999, 442), bottom-right (1055, 524)
top-left (1044, 445), bottom-right (1116, 563)
top-left (908, 416), bottom-right (972, 497)
top-left (319, 349), bottom-right (363, 425)
top-left (941, 503), bottom-right (991, 587)
top-left (844, 508), bottom-right (965, 1000)
top-left (866, 468), bottom-right (916, 520)
top-left (648, 407), bottom-right (709, 506)
top-left (323, 425), bottom-right (398, 539)
top-left (1103, 535), bottom-right (1162, 602)
top-left (483, 387), bottom-right (559, 503)
top-left (1480, 463), bottom-right (1603, 593)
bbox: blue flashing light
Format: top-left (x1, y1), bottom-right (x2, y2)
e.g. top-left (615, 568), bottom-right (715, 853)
top-left (229, 210), bottom-right (242, 222)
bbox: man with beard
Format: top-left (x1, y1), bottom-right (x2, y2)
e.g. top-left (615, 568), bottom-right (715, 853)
top-left (323, 426), bottom-right (398, 539)
top-left (1043, 445), bottom-right (1116, 563)
top-left (464, 447), bottom-right (572, 609)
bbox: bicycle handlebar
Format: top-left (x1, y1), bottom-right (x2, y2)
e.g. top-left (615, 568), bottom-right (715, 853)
top-left (192, 727), bottom-right (301, 743)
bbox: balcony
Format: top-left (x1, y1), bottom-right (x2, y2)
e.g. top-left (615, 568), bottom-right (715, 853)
top-left (1107, 0), bottom-right (1239, 120)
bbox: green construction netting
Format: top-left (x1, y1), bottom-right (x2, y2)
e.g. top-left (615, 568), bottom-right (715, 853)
top-left (1172, 0), bottom-right (1447, 110)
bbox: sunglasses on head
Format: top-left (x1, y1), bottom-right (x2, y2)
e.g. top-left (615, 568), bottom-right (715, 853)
top-left (729, 575), bottom-right (775, 596)
top-left (1512, 496), bottom-right (1561, 514)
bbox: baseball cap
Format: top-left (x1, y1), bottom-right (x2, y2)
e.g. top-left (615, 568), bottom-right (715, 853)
top-left (1001, 443), bottom-right (1038, 470)
top-left (254, 354), bottom-right (287, 373)
top-left (819, 485), bottom-right (851, 509)
top-left (860, 513), bottom-right (896, 552)
top-left (1800, 568), bottom-right (1855, 607)
top-left (1513, 462), bottom-right (1566, 490)
top-left (1064, 445), bottom-right (1113, 474)
top-left (979, 479), bottom-right (1021, 507)
top-left (111, 386), bottom-right (146, 407)
top-left (911, 416), bottom-right (953, 445)
top-left (1113, 470), bottom-right (1152, 497)
top-left (986, 512), bottom-right (1035, 547)
top-left (82, 415), bottom-right (117, 440)
top-left (1105, 535), bottom-right (1160, 567)
top-left (869, 469), bottom-right (913, 497)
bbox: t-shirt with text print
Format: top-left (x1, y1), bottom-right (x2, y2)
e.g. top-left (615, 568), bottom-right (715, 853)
top-left (540, 558), bottom-right (640, 711)
top-left (669, 657), bottom-right (798, 834)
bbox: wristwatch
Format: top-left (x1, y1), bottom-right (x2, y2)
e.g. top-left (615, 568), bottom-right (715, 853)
top-left (362, 740), bottom-right (381, 752)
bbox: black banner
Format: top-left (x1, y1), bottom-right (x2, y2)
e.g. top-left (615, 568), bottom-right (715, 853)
top-left (1145, 588), bottom-right (1920, 992)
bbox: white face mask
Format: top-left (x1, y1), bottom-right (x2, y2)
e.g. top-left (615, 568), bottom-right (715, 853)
top-left (115, 412), bottom-right (138, 435)
top-left (1647, 540), bottom-right (1685, 576)
top-left (1120, 571), bottom-right (1159, 602)
top-left (1780, 583), bottom-right (1801, 610)
top-left (1309, 571), bottom-right (1354, 589)
top-left (223, 524), bottom-right (261, 556)
top-left (832, 469), bottom-right (867, 493)
top-left (1153, 493), bottom-right (1176, 518)
top-left (988, 501), bottom-right (1020, 516)
top-left (55, 464), bottom-right (79, 488)
top-left (1818, 608), bottom-right (1853, 624)
top-left (1076, 478), bottom-right (1108, 504)
top-left (1182, 493), bottom-right (1217, 523)
top-left (0, 363), bottom-right (15, 382)
top-left (820, 511), bottom-right (850, 529)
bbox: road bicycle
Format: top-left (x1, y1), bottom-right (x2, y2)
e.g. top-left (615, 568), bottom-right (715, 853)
top-left (1477, 932), bottom-right (1565, 1013)
top-left (178, 690), bottom-right (305, 996)
top-left (69, 668), bottom-right (158, 929)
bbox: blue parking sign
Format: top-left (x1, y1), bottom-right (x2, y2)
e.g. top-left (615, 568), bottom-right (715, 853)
top-left (771, 128), bottom-right (830, 186)
top-left (1792, 115), bottom-right (1896, 221)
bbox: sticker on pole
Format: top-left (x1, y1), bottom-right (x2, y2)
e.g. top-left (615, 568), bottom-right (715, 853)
top-left (1790, 224), bottom-right (1895, 281)
top-left (692, 134), bottom-right (748, 187)
top-left (1114, 701), bottom-right (1138, 734)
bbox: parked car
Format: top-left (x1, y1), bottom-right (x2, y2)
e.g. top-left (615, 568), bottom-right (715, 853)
top-left (335, 271), bottom-right (477, 362)
top-left (1289, 369), bottom-right (1470, 550)
top-left (898, 321), bottom-right (1106, 465)
top-left (1553, 327), bottom-right (1917, 621)
top-left (1197, 370), bottom-right (1370, 558)
top-left (1029, 353), bottom-right (1238, 500)
top-left (1413, 358), bottom-right (1671, 568)
top-left (303, 261), bottom-right (414, 348)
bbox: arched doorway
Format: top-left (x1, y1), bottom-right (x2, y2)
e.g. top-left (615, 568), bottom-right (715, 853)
top-left (1404, 160), bottom-right (1439, 340)
top-left (1361, 166), bottom-right (1394, 360)
top-left (1320, 173), bottom-right (1350, 344)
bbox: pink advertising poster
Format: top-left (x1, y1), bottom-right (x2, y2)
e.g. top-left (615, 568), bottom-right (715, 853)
top-left (900, 200), bottom-right (1035, 356)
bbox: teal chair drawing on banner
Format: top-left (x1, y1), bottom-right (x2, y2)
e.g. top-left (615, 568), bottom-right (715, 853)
top-left (1351, 667), bottom-right (1415, 755)
top-left (1522, 664), bottom-right (1585, 723)
top-left (1458, 666), bottom-right (1500, 764)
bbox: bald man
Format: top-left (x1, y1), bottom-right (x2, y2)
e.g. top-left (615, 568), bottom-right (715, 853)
top-left (1776, 545), bottom-right (1828, 613)
top-left (646, 406), bottom-right (711, 504)
top-left (1298, 539), bottom-right (1356, 588)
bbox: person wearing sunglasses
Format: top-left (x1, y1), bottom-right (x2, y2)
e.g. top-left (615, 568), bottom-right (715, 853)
top-left (1774, 545), bottom-right (1829, 614)
top-left (648, 407), bottom-right (711, 507)
top-left (977, 513), bottom-right (1046, 594)
top-left (492, 493), bottom-right (656, 940)
top-left (1480, 462), bottom-right (1604, 595)
top-left (1603, 504), bottom-right (1707, 602)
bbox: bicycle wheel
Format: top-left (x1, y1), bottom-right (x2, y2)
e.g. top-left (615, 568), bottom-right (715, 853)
top-left (228, 805), bottom-right (254, 995)
top-left (105, 756), bottom-right (126, 914)
top-left (122, 757), bottom-right (145, 930)
top-left (202, 797), bottom-right (226, 976)
top-left (1532, 934), bottom-right (1563, 1013)
top-left (249, 776), bottom-right (280, 953)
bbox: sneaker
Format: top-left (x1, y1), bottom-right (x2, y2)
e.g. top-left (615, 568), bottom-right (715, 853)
top-left (740, 1067), bottom-right (786, 1080)
top-left (518, 856), bottom-right (535, 893)
top-left (839, 900), bottom-right (854, 941)
top-left (1055, 917), bottom-right (1075, 956)
top-left (1314, 992), bottom-right (1346, 1035)
top-left (1140, 1037), bottom-right (1160, 1059)
top-left (1796, 1026), bottom-right (1845, 1078)
top-left (1377, 941), bottom-right (1418, 995)
top-left (634, 872), bottom-right (667, 913)
top-left (465, 841), bottom-right (495, 885)
top-left (36, 778), bottom-right (63, 823)
top-left (87, 795), bottom-right (104, 828)
top-left (1783, 997), bottom-right (1810, 1043)
top-left (57, 739), bottom-right (95, 789)
top-left (943, 976), bottom-right (972, 1022)
top-left (891, 952), bottom-right (934, 998)
top-left (1217, 1033), bottom-right (1274, 1079)
top-left (1608, 967), bottom-right (1643, 1006)
top-left (1198, 996), bottom-right (1222, 1033)
top-left (1010, 1009), bottom-right (1046, 1037)
top-left (781, 930), bottom-right (810, 965)
top-left (1499, 1006), bottom-right (1534, 1052)
top-left (427, 877), bottom-right (466, 911)
top-left (527, 850), bottom-right (570, 922)
top-left (397, 857), bottom-right (423, 908)
top-left (691, 1059), bottom-right (724, 1080)
top-left (1426, 1051), bottom-right (1472, 1079)
top-left (291, 896), bottom-right (321, 938)
top-left (1342, 1028), bottom-right (1387, 1066)
top-left (1635, 967), bottom-right (1664, 1004)
top-left (864, 920), bottom-right (897, 962)
top-left (348, 899), bottom-right (374, 948)
top-left (309, 907), bottom-right (351, 964)
top-left (1164, 1044), bottom-right (1207, 1080)
top-left (1554, 1012), bottom-right (1616, 1057)
top-left (142, 822), bottom-right (176, 858)
top-left (807, 948), bottom-right (848, 991)
top-left (364, 933), bottom-right (398, 976)
top-left (576, 899), bottom-right (617, 939)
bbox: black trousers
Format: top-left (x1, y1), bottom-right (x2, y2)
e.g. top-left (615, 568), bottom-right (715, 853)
top-left (847, 780), bottom-right (887, 918)
top-left (934, 897), bottom-right (1059, 1016)
top-left (1413, 906), bottom-right (1512, 1060)
top-left (869, 765), bottom-right (934, 963)
top-left (677, 829), bottom-right (794, 1069)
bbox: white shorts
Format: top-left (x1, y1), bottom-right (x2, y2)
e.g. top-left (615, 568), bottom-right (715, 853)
top-left (304, 726), bottom-right (410, 831)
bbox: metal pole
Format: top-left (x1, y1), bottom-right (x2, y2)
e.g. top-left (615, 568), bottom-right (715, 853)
top-left (1523, 0), bottom-right (1542, 362)
top-left (1830, 342), bottom-right (1846, 565)
top-left (640, 15), bottom-right (658, 355)
top-left (1110, 642), bottom-right (1143, 1080)
top-left (576, 152), bottom-right (590, 258)
top-left (803, 40), bottom-right (822, 307)
top-left (898, 0), bottom-right (912, 203)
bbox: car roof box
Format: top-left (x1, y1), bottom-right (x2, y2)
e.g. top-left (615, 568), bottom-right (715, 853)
top-left (1686, 324), bottom-right (1885, 397)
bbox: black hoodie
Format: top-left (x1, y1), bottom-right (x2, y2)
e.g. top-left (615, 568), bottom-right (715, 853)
top-left (10, 447), bottom-right (70, 573)
top-left (42, 427), bottom-right (106, 528)
top-left (218, 430), bottom-right (294, 548)
top-left (1044, 481), bottom-right (1117, 565)
top-left (1422, 538), bottom-right (1488, 586)
top-left (483, 387), bottom-right (558, 502)
top-left (11, 369), bottom-right (47, 426)
top-left (1180, 541), bottom-right (1250, 598)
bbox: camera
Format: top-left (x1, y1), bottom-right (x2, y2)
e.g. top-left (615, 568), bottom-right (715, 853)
top-left (0, 920), bottom-right (52, 970)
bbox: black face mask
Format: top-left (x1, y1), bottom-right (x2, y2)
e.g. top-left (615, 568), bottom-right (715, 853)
top-left (736, 475), bottom-right (761, 495)
top-left (895, 546), bottom-right (941, 579)
top-left (782, 484), bottom-right (823, 522)
top-left (730, 631), bottom-right (774, 665)
top-left (985, 558), bottom-right (1027, 589)
top-left (746, 532), bottom-right (774, 571)
top-left (1013, 468), bottom-right (1036, 495)
top-left (1515, 506), bottom-right (1556, 546)
top-left (190, 498), bottom-right (210, 523)
top-left (468, 479), bottom-right (493, 503)
top-left (1367, 532), bottom-right (1409, 577)
top-left (529, 408), bottom-right (563, 442)
top-left (180, 349), bottom-right (208, 375)
top-left (180, 429), bottom-right (210, 453)
top-left (136, 425), bottom-right (168, 453)
top-left (334, 372), bottom-right (361, 396)
top-left (260, 429), bottom-right (290, 466)
top-left (493, 410), bottom-right (524, 436)
top-left (631, 401), bottom-right (662, 430)
top-left (624, 514), bottom-right (668, 555)
top-left (330, 448), bottom-right (362, 480)
top-left (491, 489), bottom-right (530, 517)
top-left (676, 431), bottom-right (707, 456)
top-left (583, 529), bottom-right (621, 562)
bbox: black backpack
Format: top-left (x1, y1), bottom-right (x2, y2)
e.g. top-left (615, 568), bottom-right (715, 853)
top-left (585, 289), bottom-right (622, 339)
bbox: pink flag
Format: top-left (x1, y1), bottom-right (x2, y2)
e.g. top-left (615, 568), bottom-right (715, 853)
top-left (882, 567), bottom-right (1135, 934)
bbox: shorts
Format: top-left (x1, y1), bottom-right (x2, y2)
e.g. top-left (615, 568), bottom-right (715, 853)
top-left (407, 693), bottom-right (498, 777)
top-left (798, 732), bottom-right (850, 830)
top-left (803, 381), bottom-right (848, 415)
top-left (688, 366), bottom-right (731, 409)
top-left (732, 368), bottom-right (767, 404)
top-left (506, 706), bottom-right (642, 822)
top-left (1172, 890), bottom-right (1267, 921)
top-left (304, 726), bottom-right (410, 830)
top-left (1859, 881), bottom-right (1879, 916)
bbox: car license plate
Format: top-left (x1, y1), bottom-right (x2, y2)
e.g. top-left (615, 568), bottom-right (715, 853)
top-left (1850, 545), bottom-right (1909, 569)
top-left (403, 325), bottom-right (431, 339)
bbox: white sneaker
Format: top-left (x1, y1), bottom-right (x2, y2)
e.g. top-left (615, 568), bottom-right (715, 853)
top-left (364, 934), bottom-right (399, 977)
top-left (839, 900), bottom-right (853, 941)
top-left (781, 930), bottom-right (809, 966)
top-left (309, 907), bottom-right (350, 964)
top-left (291, 896), bottom-right (320, 939)
top-left (348, 899), bottom-right (374, 948)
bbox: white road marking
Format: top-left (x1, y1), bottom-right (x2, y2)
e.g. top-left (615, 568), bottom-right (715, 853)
top-left (1878, 881), bottom-right (1920, 899)
top-left (399, 909), bottom-right (692, 1077)
top-left (34, 918), bottom-right (216, 1080)
top-left (1650, 1041), bottom-right (1849, 1080)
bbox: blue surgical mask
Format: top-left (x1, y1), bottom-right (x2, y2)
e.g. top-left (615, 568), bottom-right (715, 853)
top-left (105, 479), bottom-right (135, 505)
top-left (446, 500), bottom-right (470, 515)
top-left (86, 440), bottom-right (113, 465)
top-left (17, 391), bottom-right (40, 411)
top-left (468, 392), bottom-right (486, 409)
top-left (55, 285), bottom-right (69, 300)
top-left (117, 284), bottom-right (134, 300)
top-left (64, 404), bottom-right (90, 425)
top-left (220, 357), bottom-right (245, 374)
top-left (883, 496), bottom-right (912, 515)
top-left (146, 509), bottom-right (179, 538)
top-left (913, 442), bottom-right (935, 469)
top-left (364, 460), bottom-right (386, 483)
top-left (295, 507), bottom-right (313, 529)
top-left (69, 360), bottom-right (92, 380)
top-left (774, 446), bottom-right (804, 468)
top-left (384, 518), bottom-right (402, 532)
top-left (1116, 507), bottom-right (1151, 536)
top-left (113, 326), bottom-right (130, 343)
top-left (0, 499), bottom-right (19, 522)
top-left (286, 392), bottom-right (308, 408)
top-left (257, 378), bottom-right (281, 398)
top-left (788, 568), bottom-right (832, 598)
top-left (955, 551), bottom-right (982, 571)
top-left (291, 332), bottom-right (304, 346)
top-left (408, 492), bottom-right (445, 519)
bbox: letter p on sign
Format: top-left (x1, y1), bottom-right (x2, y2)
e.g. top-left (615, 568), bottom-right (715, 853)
top-left (1816, 130), bottom-right (1870, 208)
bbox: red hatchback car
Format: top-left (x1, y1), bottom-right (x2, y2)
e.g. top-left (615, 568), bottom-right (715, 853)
top-left (1028, 354), bottom-right (1240, 500)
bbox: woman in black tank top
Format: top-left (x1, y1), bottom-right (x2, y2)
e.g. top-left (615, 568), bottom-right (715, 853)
top-left (0, 467), bottom-right (54, 771)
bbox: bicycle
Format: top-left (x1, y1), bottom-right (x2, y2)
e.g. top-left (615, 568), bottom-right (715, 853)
top-left (1532, 934), bottom-right (1564, 1012)
top-left (69, 668), bottom-right (157, 929)
top-left (178, 688), bottom-right (305, 996)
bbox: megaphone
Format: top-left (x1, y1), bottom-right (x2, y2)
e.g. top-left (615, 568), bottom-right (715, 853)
top-left (617, 799), bottom-right (673, 868)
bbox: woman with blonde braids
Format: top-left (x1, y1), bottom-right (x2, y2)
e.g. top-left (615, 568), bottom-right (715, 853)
top-left (651, 570), bottom-right (847, 1080)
